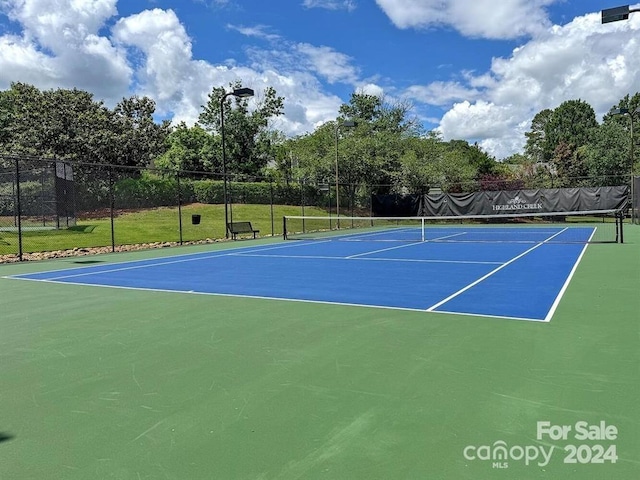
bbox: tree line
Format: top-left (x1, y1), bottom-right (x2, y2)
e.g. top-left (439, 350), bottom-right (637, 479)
top-left (0, 81), bottom-right (637, 199)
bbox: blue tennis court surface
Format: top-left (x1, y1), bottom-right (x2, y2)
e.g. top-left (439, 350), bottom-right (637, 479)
top-left (6, 225), bottom-right (595, 322)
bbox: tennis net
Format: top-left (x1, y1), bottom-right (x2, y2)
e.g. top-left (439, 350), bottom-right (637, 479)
top-left (283, 209), bottom-right (624, 244)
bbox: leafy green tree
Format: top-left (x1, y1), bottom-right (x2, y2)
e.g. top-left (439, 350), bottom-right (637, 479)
top-left (0, 88), bottom-right (15, 148)
top-left (543, 100), bottom-right (597, 162)
top-left (501, 153), bottom-right (554, 189)
top-left (395, 132), bottom-right (444, 194)
top-left (4, 83), bottom-right (119, 165)
top-left (288, 125), bottom-right (335, 185)
top-left (198, 82), bottom-right (284, 177)
top-left (583, 120), bottom-right (631, 185)
top-left (445, 139), bottom-right (495, 177)
top-left (551, 141), bottom-right (588, 186)
top-left (284, 92), bottom-right (418, 206)
top-left (539, 99), bottom-right (597, 185)
top-left (0, 83), bottom-right (171, 168)
top-left (338, 92), bottom-right (421, 136)
top-left (258, 130), bottom-right (291, 183)
top-left (434, 149), bottom-right (478, 193)
top-left (524, 109), bottom-right (553, 162)
top-left (111, 96), bottom-right (171, 167)
top-left (604, 92), bottom-right (640, 177)
top-left (155, 122), bottom-right (218, 175)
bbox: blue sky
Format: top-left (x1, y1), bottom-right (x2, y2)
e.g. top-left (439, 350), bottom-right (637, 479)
top-left (1, 0), bottom-right (639, 158)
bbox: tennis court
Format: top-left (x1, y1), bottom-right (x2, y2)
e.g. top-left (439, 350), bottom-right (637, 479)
top-left (0, 221), bottom-right (638, 479)
top-left (8, 223), bottom-right (596, 322)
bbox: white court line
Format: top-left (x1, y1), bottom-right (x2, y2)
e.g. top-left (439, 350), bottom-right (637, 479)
top-left (232, 252), bottom-right (502, 265)
top-left (427, 232), bottom-right (467, 241)
top-left (356, 257), bottom-right (501, 265)
top-left (4, 240), bottom-right (312, 278)
top-left (346, 241), bottom-right (422, 258)
top-left (345, 232), bottom-right (467, 258)
top-left (425, 228), bottom-right (569, 313)
top-left (11, 240), bottom-right (331, 282)
top-left (426, 309), bottom-right (545, 323)
top-left (336, 226), bottom-right (417, 241)
top-left (542, 228), bottom-right (596, 322)
top-left (7, 277), bottom-right (546, 321)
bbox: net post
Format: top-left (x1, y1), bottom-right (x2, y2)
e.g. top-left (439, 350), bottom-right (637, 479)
top-left (619, 211), bottom-right (624, 244)
top-left (283, 216), bottom-right (287, 240)
top-left (421, 217), bottom-right (425, 242)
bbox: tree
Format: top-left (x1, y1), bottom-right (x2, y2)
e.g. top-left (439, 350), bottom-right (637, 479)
top-left (551, 141), bottom-right (587, 186)
top-left (155, 122), bottom-right (218, 175)
top-left (541, 100), bottom-right (597, 185)
top-left (433, 149), bottom-right (478, 193)
top-left (395, 132), bottom-right (444, 194)
top-left (198, 82), bottom-right (284, 177)
top-left (445, 140), bottom-right (496, 177)
top-left (583, 120), bottom-right (630, 186)
top-left (0, 83), bottom-right (118, 162)
top-left (604, 92), bottom-right (640, 177)
top-left (0, 88), bottom-right (15, 148)
top-left (112, 96), bottom-right (171, 168)
top-left (543, 100), bottom-right (597, 162)
top-left (0, 83), bottom-right (173, 168)
top-left (338, 92), bottom-right (421, 137)
top-left (524, 109), bottom-right (553, 162)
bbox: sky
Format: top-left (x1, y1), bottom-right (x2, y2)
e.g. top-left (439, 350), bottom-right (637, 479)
top-left (0, 0), bottom-right (639, 159)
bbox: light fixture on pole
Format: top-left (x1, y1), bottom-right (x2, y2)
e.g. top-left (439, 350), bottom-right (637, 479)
top-left (334, 119), bottom-right (356, 228)
top-left (601, 5), bottom-right (640, 23)
top-left (612, 107), bottom-right (639, 224)
top-left (220, 87), bottom-right (254, 238)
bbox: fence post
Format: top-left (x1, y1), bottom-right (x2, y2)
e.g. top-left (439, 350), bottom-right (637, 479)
top-left (15, 157), bottom-right (23, 261)
top-left (270, 181), bottom-right (274, 237)
top-left (350, 183), bottom-right (355, 227)
top-left (300, 181), bottom-right (306, 232)
top-left (42, 165), bottom-right (48, 228)
top-left (328, 182), bottom-right (333, 230)
top-left (109, 167), bottom-right (115, 253)
top-left (229, 178), bottom-right (233, 227)
top-left (177, 171), bottom-right (183, 245)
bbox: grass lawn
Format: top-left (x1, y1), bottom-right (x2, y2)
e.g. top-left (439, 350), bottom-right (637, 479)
top-left (0, 203), bottom-right (328, 256)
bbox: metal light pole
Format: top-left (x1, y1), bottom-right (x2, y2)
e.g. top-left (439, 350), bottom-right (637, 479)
top-left (220, 87), bottom-right (254, 238)
top-left (612, 107), bottom-right (639, 223)
top-left (602, 7), bottom-right (640, 224)
top-left (334, 119), bottom-right (356, 228)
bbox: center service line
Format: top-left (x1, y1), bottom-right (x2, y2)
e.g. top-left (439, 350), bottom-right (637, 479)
top-left (425, 228), bottom-right (568, 313)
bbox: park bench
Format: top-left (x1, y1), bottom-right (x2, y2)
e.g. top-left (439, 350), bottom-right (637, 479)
top-left (227, 221), bottom-right (260, 240)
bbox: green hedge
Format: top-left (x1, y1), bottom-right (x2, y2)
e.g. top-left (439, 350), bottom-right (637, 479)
top-left (107, 177), bottom-right (327, 209)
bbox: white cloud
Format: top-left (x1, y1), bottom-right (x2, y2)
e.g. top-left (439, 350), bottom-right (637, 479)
top-left (295, 43), bottom-right (359, 84)
top-left (226, 24), bottom-right (281, 41)
top-left (302, 0), bottom-right (356, 12)
top-left (0, 0), bottom-right (131, 100)
top-left (0, 1), bottom-right (347, 136)
top-left (375, 0), bottom-right (556, 39)
top-left (406, 82), bottom-right (481, 106)
top-left (416, 11), bottom-right (640, 158)
top-left (112, 9), bottom-right (196, 104)
top-left (2, 0), bottom-right (117, 51)
top-left (358, 83), bottom-right (385, 97)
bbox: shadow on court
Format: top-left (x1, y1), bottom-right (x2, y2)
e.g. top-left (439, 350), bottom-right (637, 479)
top-left (0, 432), bottom-right (15, 444)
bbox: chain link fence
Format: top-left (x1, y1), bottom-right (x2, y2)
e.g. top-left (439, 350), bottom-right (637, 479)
top-left (1, 155), bottom-right (636, 261)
